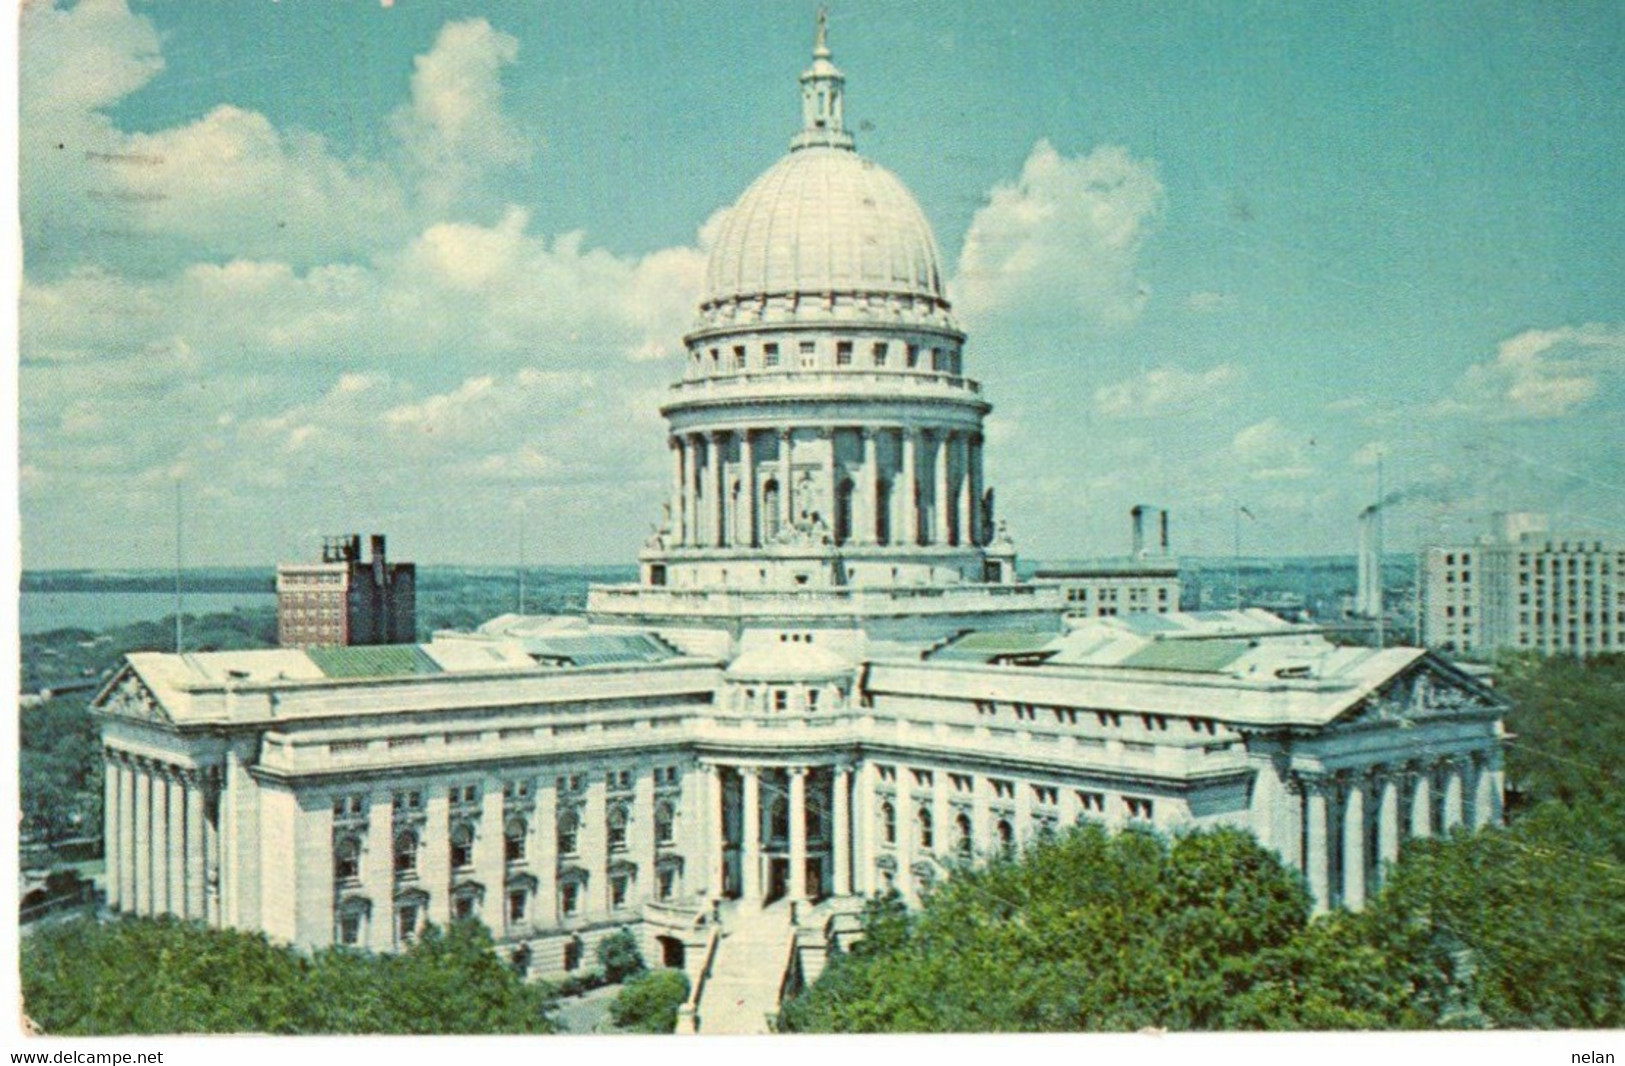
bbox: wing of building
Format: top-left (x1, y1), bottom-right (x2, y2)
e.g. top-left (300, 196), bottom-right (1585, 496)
top-left (93, 18), bottom-right (1509, 1016)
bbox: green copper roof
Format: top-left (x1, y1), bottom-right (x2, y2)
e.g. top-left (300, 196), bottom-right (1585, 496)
top-left (1117, 639), bottom-right (1252, 673)
top-left (306, 645), bottom-right (443, 679)
top-left (929, 630), bottom-right (1058, 663)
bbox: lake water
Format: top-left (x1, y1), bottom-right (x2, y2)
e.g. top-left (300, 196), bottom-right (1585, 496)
top-left (20, 591), bottom-right (277, 635)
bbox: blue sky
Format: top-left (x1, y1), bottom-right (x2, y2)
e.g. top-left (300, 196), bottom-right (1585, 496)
top-left (16, 0), bottom-right (1625, 568)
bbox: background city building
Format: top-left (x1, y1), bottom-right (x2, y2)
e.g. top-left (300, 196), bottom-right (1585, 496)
top-left (277, 535), bottom-right (416, 649)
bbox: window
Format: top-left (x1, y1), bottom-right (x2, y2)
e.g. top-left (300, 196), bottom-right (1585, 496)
top-left (560, 883), bottom-right (581, 918)
top-left (953, 812), bottom-right (972, 857)
top-left (872, 342), bottom-right (888, 366)
top-left (836, 341), bottom-right (853, 366)
top-left (1125, 796), bottom-right (1155, 821)
top-left (607, 769), bottom-right (633, 792)
top-left (332, 794), bottom-right (365, 818)
top-left (505, 818), bottom-right (527, 863)
top-left (655, 801), bottom-right (676, 846)
top-left (393, 830), bottom-right (419, 876)
top-left (334, 835), bottom-right (361, 882)
top-left (799, 340), bottom-right (817, 367)
top-left (1032, 784), bottom-right (1059, 806)
top-left (1076, 790), bottom-right (1105, 815)
top-left (508, 889), bottom-right (528, 926)
top-left (657, 867), bottom-right (677, 900)
top-left (991, 779), bottom-right (1015, 800)
top-left (338, 910), bottom-right (362, 946)
top-left (912, 769), bottom-right (933, 787)
top-left (558, 811), bottom-right (580, 856)
top-left (996, 818), bottom-right (1014, 856)
top-left (450, 823), bottom-right (474, 870)
top-left (764, 343), bottom-right (780, 368)
top-left (607, 806), bottom-right (629, 851)
top-left (503, 779), bottom-right (533, 801)
top-left (773, 689), bottom-right (789, 713)
top-left (917, 807), bottom-right (934, 850)
top-left (396, 903), bottom-right (421, 944)
top-left (881, 800), bottom-right (896, 845)
top-left (807, 688), bottom-right (821, 712)
top-left (611, 873), bottom-right (631, 909)
top-left (393, 790), bottom-right (423, 812)
top-left (733, 345), bottom-right (746, 370)
top-left (453, 894), bottom-right (476, 922)
top-left (906, 344), bottom-right (919, 368)
top-left (949, 773), bottom-right (973, 793)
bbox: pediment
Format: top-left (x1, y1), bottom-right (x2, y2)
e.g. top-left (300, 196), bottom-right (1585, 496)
top-left (94, 666), bottom-right (172, 724)
top-left (1339, 656), bottom-right (1503, 727)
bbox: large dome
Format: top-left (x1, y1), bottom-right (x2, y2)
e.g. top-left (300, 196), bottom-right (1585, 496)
top-left (700, 145), bottom-right (946, 313)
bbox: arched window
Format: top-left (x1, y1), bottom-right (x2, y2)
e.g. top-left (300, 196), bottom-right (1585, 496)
top-left (995, 818), bottom-right (1015, 856)
top-left (763, 480), bottom-right (782, 540)
top-left (953, 812), bottom-right (972, 858)
top-left (607, 806), bottom-right (629, 852)
top-left (505, 818), bottom-right (527, 863)
top-left (834, 478), bottom-right (854, 545)
top-left (880, 800), bottom-right (896, 845)
top-left (334, 835), bottom-right (361, 882)
top-left (917, 807), bottom-right (934, 850)
top-left (449, 822), bottom-right (475, 870)
top-left (393, 829), bottom-right (419, 877)
top-left (655, 801), bottom-right (676, 846)
top-left (558, 811), bottom-right (580, 856)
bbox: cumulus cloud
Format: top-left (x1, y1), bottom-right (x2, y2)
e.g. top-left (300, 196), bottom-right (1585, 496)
top-left (1092, 364), bottom-right (1243, 420)
top-left (1439, 324), bottom-right (1625, 420)
top-left (1231, 419), bottom-right (1318, 482)
top-left (952, 140), bottom-right (1163, 332)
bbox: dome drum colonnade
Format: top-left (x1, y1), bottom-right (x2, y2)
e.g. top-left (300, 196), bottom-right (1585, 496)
top-left (639, 15), bottom-right (1010, 592)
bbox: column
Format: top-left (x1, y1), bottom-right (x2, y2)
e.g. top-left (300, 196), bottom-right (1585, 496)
top-left (1442, 761), bottom-right (1464, 832)
top-left (788, 767), bottom-right (808, 901)
top-left (364, 791), bottom-right (395, 952)
top-left (710, 431), bottom-right (728, 548)
top-left (860, 429), bottom-right (878, 546)
top-left (1378, 770), bottom-right (1400, 870)
top-left (955, 432), bottom-right (972, 548)
top-left (894, 769), bottom-right (913, 903)
top-left (832, 765), bottom-right (852, 896)
top-left (670, 436), bottom-right (686, 545)
top-left (167, 772), bottom-right (185, 918)
top-left (185, 773), bottom-right (206, 921)
top-left (779, 429), bottom-right (794, 532)
top-left (104, 753), bottom-right (122, 911)
top-left (822, 429), bottom-right (837, 534)
top-left (535, 781), bottom-right (559, 929)
top-left (150, 769), bottom-right (170, 915)
top-left (1472, 754), bottom-right (1494, 829)
top-left (1409, 768), bottom-right (1432, 839)
top-left (1277, 771), bottom-right (1304, 871)
top-left (968, 435), bottom-right (984, 547)
top-left (423, 788), bottom-right (451, 927)
top-left (740, 430), bottom-right (757, 548)
top-left (933, 430), bottom-right (951, 546)
top-left (120, 757), bottom-right (137, 911)
top-left (1305, 779), bottom-right (1330, 914)
top-left (685, 434), bottom-right (702, 548)
top-left (706, 765), bottom-right (726, 899)
top-left (741, 767), bottom-right (762, 904)
top-left (901, 429), bottom-right (919, 546)
top-left (476, 783), bottom-right (505, 935)
top-left (852, 763), bottom-right (873, 896)
top-left (133, 763), bottom-right (152, 915)
top-left (1342, 778), bottom-right (1366, 911)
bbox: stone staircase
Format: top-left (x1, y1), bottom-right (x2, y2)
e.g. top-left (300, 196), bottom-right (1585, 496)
top-left (692, 903), bottom-right (798, 1034)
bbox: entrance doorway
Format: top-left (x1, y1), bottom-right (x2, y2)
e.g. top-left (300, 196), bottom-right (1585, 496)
top-left (766, 857), bottom-right (790, 904)
top-left (657, 935), bottom-right (685, 969)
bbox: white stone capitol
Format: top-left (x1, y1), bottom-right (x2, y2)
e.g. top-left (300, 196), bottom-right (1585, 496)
top-left (93, 18), bottom-right (1508, 1034)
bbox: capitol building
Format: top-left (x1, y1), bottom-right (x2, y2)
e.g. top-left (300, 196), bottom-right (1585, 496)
top-left (93, 20), bottom-right (1508, 1032)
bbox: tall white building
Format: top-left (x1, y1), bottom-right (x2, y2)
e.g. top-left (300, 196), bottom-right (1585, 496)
top-left (1421, 512), bottom-right (1624, 658)
top-left (94, 20), bottom-right (1507, 1030)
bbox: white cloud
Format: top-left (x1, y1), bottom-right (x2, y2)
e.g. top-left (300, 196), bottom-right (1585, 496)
top-left (1092, 364), bottom-right (1243, 420)
top-left (952, 140), bottom-right (1163, 332)
top-left (1231, 419), bottom-right (1318, 482)
top-left (1440, 323), bottom-right (1625, 420)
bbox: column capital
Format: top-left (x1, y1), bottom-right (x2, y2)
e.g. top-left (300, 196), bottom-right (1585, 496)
top-left (788, 765), bottom-right (808, 779)
top-left (740, 765), bottom-right (760, 781)
top-left (859, 425), bottom-right (877, 441)
top-left (778, 426), bottom-right (793, 441)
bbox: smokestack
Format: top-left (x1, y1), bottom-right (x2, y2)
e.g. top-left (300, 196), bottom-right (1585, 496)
top-left (371, 534), bottom-right (387, 564)
top-left (1159, 509), bottom-right (1169, 554)
top-left (1131, 505), bottom-right (1146, 556)
top-left (1356, 510), bottom-right (1381, 617)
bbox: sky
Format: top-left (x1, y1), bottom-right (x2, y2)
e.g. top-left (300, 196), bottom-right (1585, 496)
top-left (14, 0), bottom-right (1625, 569)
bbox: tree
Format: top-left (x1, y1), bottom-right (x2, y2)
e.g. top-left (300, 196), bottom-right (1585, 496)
top-left (781, 825), bottom-right (1410, 1033)
top-left (610, 969), bottom-right (690, 1033)
top-left (21, 916), bottom-right (558, 1035)
top-left (596, 927), bottom-right (646, 984)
